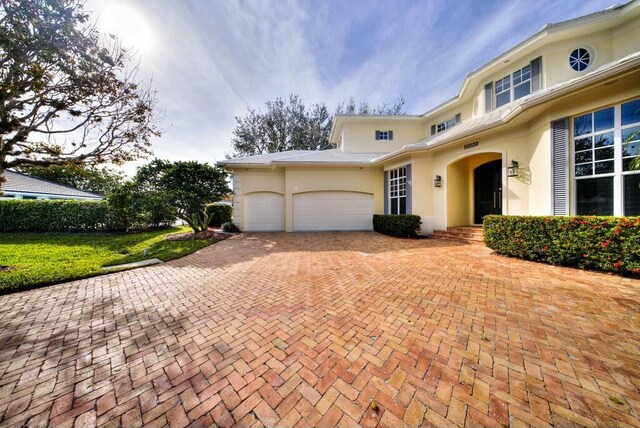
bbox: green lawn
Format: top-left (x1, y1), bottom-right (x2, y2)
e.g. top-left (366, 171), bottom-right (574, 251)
top-left (0, 227), bottom-right (218, 294)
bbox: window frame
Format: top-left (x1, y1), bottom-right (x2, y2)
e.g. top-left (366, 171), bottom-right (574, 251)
top-left (495, 64), bottom-right (532, 108)
top-left (571, 98), bottom-right (640, 216)
top-left (388, 166), bottom-right (407, 215)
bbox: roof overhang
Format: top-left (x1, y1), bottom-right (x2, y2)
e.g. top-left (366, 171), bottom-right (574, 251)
top-left (372, 53), bottom-right (640, 164)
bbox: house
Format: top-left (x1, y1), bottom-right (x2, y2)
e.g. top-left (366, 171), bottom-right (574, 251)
top-left (219, 1), bottom-right (640, 233)
top-left (0, 170), bottom-right (104, 200)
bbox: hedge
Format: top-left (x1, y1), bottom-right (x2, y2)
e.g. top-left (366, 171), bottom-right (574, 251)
top-left (373, 214), bottom-right (422, 238)
top-left (483, 215), bottom-right (640, 276)
top-left (0, 199), bottom-right (122, 232)
top-left (206, 204), bottom-right (232, 227)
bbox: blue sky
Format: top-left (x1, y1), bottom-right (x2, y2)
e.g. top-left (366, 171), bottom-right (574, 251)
top-left (86, 0), bottom-right (618, 172)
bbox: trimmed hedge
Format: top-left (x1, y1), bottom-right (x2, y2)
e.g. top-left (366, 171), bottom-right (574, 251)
top-left (0, 199), bottom-right (121, 232)
top-left (484, 215), bottom-right (640, 276)
top-left (373, 214), bottom-right (422, 238)
top-left (206, 204), bottom-right (232, 227)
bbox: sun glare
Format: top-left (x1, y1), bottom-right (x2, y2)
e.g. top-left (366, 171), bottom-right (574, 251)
top-left (96, 2), bottom-right (154, 55)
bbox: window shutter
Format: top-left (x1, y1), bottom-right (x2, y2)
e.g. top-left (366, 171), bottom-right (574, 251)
top-left (384, 170), bottom-right (389, 214)
top-left (485, 82), bottom-right (494, 112)
top-left (455, 113), bottom-right (461, 124)
top-left (431, 125), bottom-right (436, 135)
top-left (551, 117), bottom-right (569, 215)
top-left (388, 130), bottom-right (393, 140)
top-left (406, 164), bottom-right (412, 214)
top-left (375, 130), bottom-right (380, 140)
top-left (531, 56), bottom-right (542, 92)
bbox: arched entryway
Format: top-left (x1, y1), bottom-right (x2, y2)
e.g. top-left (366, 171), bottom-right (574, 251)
top-left (446, 152), bottom-right (502, 227)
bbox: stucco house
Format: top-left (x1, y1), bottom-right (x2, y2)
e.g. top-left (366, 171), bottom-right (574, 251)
top-left (220, 1), bottom-right (640, 233)
top-left (0, 170), bottom-right (103, 200)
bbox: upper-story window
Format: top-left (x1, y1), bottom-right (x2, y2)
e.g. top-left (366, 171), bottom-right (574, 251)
top-left (485, 57), bottom-right (541, 112)
top-left (569, 48), bottom-right (591, 72)
top-left (431, 113), bottom-right (461, 135)
top-left (495, 65), bottom-right (531, 108)
top-left (375, 130), bottom-right (393, 141)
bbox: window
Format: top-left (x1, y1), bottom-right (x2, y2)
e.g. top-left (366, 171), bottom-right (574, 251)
top-left (495, 65), bottom-right (531, 108)
top-left (569, 48), bottom-right (591, 72)
top-left (573, 98), bottom-right (640, 216)
top-left (388, 166), bottom-right (407, 214)
top-left (432, 113), bottom-right (461, 135)
top-left (375, 130), bottom-right (393, 140)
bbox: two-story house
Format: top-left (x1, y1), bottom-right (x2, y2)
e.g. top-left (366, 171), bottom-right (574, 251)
top-left (220, 1), bottom-right (640, 233)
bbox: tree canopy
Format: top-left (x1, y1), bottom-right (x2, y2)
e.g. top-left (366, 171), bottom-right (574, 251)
top-left (18, 164), bottom-right (124, 195)
top-left (229, 94), bottom-right (406, 158)
top-left (0, 0), bottom-right (160, 183)
top-left (134, 160), bottom-right (231, 233)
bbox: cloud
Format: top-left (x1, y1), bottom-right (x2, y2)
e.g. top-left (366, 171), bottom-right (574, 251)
top-left (85, 0), bottom-right (619, 173)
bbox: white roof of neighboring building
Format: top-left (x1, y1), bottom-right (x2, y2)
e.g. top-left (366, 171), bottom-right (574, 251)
top-left (1, 170), bottom-right (104, 199)
top-left (220, 149), bottom-right (386, 167)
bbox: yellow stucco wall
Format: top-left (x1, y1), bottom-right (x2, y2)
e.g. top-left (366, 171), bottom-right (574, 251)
top-left (341, 124), bottom-right (424, 153)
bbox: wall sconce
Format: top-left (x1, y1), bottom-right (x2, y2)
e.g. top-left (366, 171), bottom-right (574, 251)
top-left (507, 160), bottom-right (519, 177)
top-left (433, 175), bottom-right (442, 187)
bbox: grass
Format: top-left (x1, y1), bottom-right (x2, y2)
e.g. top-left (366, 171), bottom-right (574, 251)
top-left (0, 226), bottom-right (219, 294)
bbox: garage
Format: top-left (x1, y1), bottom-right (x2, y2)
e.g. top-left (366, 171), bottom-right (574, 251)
top-left (244, 192), bottom-right (285, 231)
top-left (293, 191), bottom-right (373, 231)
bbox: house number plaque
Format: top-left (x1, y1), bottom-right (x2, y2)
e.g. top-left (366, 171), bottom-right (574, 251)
top-left (464, 141), bottom-right (479, 150)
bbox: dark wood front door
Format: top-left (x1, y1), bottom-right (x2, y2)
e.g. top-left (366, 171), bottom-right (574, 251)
top-left (474, 159), bottom-right (502, 224)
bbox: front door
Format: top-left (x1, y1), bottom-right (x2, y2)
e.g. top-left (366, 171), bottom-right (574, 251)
top-left (474, 159), bottom-right (502, 224)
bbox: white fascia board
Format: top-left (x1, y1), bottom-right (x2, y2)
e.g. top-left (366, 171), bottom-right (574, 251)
top-left (374, 54), bottom-right (640, 165)
top-left (418, 1), bottom-right (636, 121)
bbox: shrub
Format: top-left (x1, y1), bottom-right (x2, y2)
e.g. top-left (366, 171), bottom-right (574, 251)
top-left (0, 199), bottom-right (117, 232)
top-left (373, 214), bottom-right (421, 238)
top-left (221, 222), bottom-right (241, 233)
top-left (483, 215), bottom-right (640, 277)
top-left (206, 204), bottom-right (232, 227)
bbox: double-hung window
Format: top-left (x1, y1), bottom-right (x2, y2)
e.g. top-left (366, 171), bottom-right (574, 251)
top-left (388, 166), bottom-right (407, 214)
top-left (573, 98), bottom-right (640, 216)
top-left (375, 130), bottom-right (393, 140)
top-left (495, 65), bottom-right (532, 108)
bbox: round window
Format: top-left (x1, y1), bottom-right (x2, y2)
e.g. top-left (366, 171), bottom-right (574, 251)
top-left (569, 48), bottom-right (591, 72)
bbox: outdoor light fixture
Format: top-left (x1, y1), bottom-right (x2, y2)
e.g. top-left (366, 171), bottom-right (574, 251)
top-left (507, 160), bottom-right (519, 177)
top-left (434, 175), bottom-right (442, 187)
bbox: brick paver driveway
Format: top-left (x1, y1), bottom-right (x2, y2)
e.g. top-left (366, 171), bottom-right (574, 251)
top-left (1, 233), bottom-right (640, 427)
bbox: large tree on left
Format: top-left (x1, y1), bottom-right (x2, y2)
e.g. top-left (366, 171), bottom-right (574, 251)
top-left (0, 0), bottom-right (159, 184)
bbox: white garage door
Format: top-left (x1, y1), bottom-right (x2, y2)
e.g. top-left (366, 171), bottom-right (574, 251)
top-left (293, 192), bottom-right (373, 231)
top-left (244, 193), bottom-right (285, 231)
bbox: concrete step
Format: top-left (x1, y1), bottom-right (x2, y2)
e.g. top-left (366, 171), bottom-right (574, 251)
top-left (431, 226), bottom-right (484, 245)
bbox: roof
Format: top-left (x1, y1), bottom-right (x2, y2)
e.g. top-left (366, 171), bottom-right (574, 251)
top-left (220, 149), bottom-right (386, 167)
top-left (373, 50), bottom-right (640, 163)
top-left (1, 170), bottom-right (104, 199)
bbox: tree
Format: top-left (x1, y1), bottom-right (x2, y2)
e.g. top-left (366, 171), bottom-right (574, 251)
top-left (17, 164), bottom-right (124, 195)
top-left (229, 94), bottom-right (406, 158)
top-left (135, 160), bottom-right (231, 233)
top-left (230, 94), bottom-right (331, 157)
top-left (0, 0), bottom-right (159, 185)
top-left (334, 95), bottom-right (406, 115)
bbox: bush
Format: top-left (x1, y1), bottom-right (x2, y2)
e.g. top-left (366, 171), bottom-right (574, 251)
top-left (484, 215), bottom-right (640, 276)
top-left (373, 214), bottom-right (421, 238)
top-left (221, 222), bottom-right (240, 233)
top-left (206, 204), bottom-right (232, 227)
top-left (0, 199), bottom-right (117, 232)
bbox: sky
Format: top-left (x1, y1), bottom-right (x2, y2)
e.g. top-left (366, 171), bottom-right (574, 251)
top-left (85, 0), bottom-right (619, 174)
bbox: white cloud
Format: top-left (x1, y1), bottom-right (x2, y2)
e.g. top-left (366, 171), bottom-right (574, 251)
top-left (85, 0), bottom-right (619, 175)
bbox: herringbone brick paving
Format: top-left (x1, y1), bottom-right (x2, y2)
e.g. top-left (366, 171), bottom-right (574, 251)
top-left (1, 232), bottom-right (639, 427)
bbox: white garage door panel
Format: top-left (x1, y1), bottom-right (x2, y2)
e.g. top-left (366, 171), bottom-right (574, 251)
top-left (293, 192), bottom-right (373, 231)
top-left (244, 193), bottom-right (284, 231)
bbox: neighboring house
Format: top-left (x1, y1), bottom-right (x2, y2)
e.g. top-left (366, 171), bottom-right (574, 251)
top-left (220, 1), bottom-right (640, 233)
top-left (0, 170), bottom-right (103, 200)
